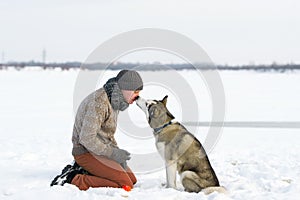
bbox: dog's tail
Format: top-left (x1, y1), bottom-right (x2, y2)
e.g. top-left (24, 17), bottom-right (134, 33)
top-left (201, 186), bottom-right (228, 195)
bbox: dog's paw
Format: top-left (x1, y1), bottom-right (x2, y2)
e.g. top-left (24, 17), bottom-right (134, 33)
top-left (161, 182), bottom-right (178, 190)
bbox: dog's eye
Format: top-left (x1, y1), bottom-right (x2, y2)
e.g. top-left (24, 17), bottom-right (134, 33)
top-left (150, 110), bottom-right (154, 116)
top-left (149, 106), bottom-right (158, 117)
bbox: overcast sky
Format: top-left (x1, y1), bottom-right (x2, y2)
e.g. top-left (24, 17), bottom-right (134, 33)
top-left (0, 0), bottom-right (299, 65)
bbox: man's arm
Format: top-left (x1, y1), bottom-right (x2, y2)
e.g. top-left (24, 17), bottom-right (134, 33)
top-left (78, 101), bottom-right (114, 157)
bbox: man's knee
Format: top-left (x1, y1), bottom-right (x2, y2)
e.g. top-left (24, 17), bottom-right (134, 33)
top-left (118, 176), bottom-right (134, 188)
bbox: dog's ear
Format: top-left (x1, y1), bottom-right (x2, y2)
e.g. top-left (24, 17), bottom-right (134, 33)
top-left (161, 95), bottom-right (168, 106)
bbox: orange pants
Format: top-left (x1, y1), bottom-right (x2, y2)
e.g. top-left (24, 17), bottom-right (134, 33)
top-left (71, 153), bottom-right (137, 190)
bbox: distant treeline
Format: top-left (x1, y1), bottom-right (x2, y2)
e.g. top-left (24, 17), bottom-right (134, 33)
top-left (1, 61), bottom-right (300, 72)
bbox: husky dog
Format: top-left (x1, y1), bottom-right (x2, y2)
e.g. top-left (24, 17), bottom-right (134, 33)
top-left (136, 95), bottom-right (226, 194)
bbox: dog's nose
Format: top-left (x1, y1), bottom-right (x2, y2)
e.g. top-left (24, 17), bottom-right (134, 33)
top-left (136, 96), bottom-right (140, 100)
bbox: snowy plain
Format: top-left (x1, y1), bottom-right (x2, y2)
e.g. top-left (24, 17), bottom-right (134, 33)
top-left (0, 68), bottom-right (300, 200)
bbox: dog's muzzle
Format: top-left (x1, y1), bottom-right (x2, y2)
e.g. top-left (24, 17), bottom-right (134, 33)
top-left (136, 96), bottom-right (147, 112)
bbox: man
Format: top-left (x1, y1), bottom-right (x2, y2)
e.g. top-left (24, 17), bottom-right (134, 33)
top-left (51, 70), bottom-right (143, 191)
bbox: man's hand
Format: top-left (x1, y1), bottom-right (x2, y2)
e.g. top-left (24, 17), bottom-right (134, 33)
top-left (111, 148), bottom-right (131, 168)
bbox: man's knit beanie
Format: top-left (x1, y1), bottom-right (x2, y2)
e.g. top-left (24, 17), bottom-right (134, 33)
top-left (116, 70), bottom-right (143, 91)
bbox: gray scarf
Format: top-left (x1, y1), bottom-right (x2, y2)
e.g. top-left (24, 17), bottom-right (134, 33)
top-left (103, 77), bottom-right (129, 111)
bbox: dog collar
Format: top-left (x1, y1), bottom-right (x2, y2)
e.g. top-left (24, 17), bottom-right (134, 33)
top-left (153, 121), bottom-right (173, 135)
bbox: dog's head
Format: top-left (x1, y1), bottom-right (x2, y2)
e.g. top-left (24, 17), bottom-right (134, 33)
top-left (136, 95), bottom-right (175, 129)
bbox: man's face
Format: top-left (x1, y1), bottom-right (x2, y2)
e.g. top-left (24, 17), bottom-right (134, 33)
top-left (121, 90), bottom-right (141, 104)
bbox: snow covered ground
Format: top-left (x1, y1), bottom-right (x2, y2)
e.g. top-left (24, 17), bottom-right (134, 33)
top-left (0, 69), bottom-right (300, 199)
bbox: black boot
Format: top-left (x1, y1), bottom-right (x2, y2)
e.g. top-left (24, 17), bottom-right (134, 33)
top-left (73, 162), bottom-right (90, 175)
top-left (50, 164), bottom-right (79, 186)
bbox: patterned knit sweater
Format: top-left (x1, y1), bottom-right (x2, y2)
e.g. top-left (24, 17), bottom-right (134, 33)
top-left (72, 88), bottom-right (119, 157)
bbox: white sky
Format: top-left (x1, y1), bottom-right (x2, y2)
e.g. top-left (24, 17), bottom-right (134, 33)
top-left (0, 0), bottom-right (299, 65)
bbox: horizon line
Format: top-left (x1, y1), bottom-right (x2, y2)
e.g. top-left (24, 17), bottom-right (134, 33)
top-left (1, 60), bottom-right (300, 67)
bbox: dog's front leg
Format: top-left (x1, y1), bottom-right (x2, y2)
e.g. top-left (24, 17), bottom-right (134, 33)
top-left (166, 161), bottom-right (177, 189)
